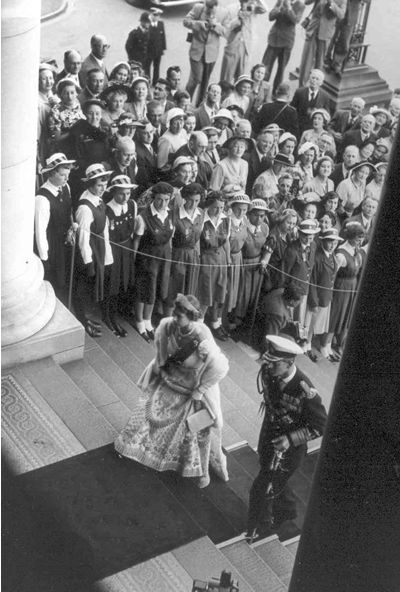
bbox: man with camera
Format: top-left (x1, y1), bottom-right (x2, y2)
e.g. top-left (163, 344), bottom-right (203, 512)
top-left (183, 0), bottom-right (230, 106)
top-left (246, 334), bottom-right (327, 541)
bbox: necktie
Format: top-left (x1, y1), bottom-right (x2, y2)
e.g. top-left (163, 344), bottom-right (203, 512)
top-left (310, 92), bottom-right (315, 102)
top-left (209, 151), bottom-right (216, 164)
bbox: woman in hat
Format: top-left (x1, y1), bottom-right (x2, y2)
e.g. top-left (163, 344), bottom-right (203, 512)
top-left (167, 182), bottom-right (205, 307)
top-left (209, 136), bottom-right (249, 192)
top-left (370, 106), bottom-right (392, 139)
top-left (299, 108), bottom-right (331, 148)
top-left (278, 132), bottom-right (297, 163)
top-left (133, 182), bottom-right (175, 342)
top-left (73, 164), bottom-right (113, 337)
top-left (169, 156), bottom-right (196, 195)
top-left (212, 109), bottom-right (234, 147)
top-left (234, 198), bottom-right (270, 332)
top-left (109, 61), bottom-right (131, 85)
top-left (226, 193), bottom-right (251, 322)
top-left (126, 76), bottom-right (150, 121)
top-left (365, 161), bottom-right (387, 202)
top-left (157, 108), bottom-right (188, 171)
top-left (324, 221), bottom-right (365, 360)
top-left (336, 160), bottom-right (376, 219)
top-left (115, 293), bottom-right (229, 489)
top-left (248, 63), bottom-right (271, 124)
top-left (198, 192), bottom-right (231, 341)
top-left (222, 75), bottom-right (254, 116)
top-left (100, 84), bottom-right (131, 137)
top-left (303, 155), bottom-right (335, 200)
top-left (103, 175), bottom-right (138, 336)
top-left (48, 78), bottom-right (83, 155)
top-left (35, 153), bottom-right (76, 293)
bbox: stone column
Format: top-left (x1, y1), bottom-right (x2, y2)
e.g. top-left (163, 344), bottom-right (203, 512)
top-left (1, 0), bottom-right (56, 346)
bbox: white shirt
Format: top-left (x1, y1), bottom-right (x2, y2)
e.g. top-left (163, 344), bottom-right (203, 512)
top-left (335, 240), bottom-right (355, 269)
top-left (135, 202), bottom-right (170, 236)
top-left (35, 180), bottom-right (66, 260)
top-left (203, 210), bottom-right (228, 231)
top-left (75, 190), bottom-right (113, 265)
top-left (179, 204), bottom-right (202, 223)
top-left (281, 364), bottom-right (297, 385)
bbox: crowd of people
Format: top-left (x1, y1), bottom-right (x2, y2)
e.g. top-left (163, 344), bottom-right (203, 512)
top-left (35, 1), bottom-right (398, 365)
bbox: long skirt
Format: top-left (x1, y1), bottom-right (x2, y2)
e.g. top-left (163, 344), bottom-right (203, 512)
top-left (114, 362), bottom-right (228, 482)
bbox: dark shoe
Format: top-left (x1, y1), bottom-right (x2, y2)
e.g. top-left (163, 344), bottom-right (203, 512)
top-left (85, 321), bottom-right (102, 338)
top-left (212, 326), bottom-right (228, 341)
top-left (134, 326), bottom-right (151, 343)
top-left (113, 321), bottom-right (128, 338)
top-left (146, 329), bottom-right (155, 341)
top-left (245, 524), bottom-right (275, 543)
top-left (305, 350), bottom-right (319, 363)
top-left (328, 354), bottom-right (339, 363)
top-left (102, 314), bottom-right (119, 335)
top-left (87, 318), bottom-right (102, 330)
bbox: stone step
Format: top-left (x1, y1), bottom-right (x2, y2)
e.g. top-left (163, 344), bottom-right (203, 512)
top-left (282, 535), bottom-right (300, 558)
top-left (20, 357), bottom-right (116, 450)
top-left (252, 535), bottom-right (296, 588)
top-left (172, 536), bottom-right (255, 592)
top-left (220, 538), bottom-right (287, 592)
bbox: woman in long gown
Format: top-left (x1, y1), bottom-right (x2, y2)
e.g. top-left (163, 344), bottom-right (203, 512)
top-left (115, 294), bottom-right (229, 488)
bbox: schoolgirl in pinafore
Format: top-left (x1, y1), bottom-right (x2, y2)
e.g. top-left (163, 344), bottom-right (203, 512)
top-left (226, 193), bottom-right (251, 314)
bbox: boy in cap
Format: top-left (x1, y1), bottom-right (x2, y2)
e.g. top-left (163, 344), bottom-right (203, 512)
top-left (148, 8), bottom-right (167, 85)
top-left (125, 13), bottom-right (152, 77)
top-left (247, 333), bottom-right (327, 541)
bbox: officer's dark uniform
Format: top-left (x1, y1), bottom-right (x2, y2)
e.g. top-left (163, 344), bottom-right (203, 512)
top-left (247, 352), bottom-right (327, 536)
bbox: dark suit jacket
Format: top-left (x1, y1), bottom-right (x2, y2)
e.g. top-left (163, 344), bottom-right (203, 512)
top-left (281, 239), bottom-right (316, 295)
top-left (328, 109), bottom-right (362, 136)
top-left (148, 21), bottom-right (167, 58)
top-left (194, 104), bottom-right (213, 130)
top-left (290, 87), bottom-right (331, 135)
top-left (254, 100), bottom-right (299, 137)
top-left (244, 147), bottom-right (272, 194)
top-left (79, 54), bottom-right (109, 88)
top-left (125, 27), bottom-right (150, 66)
top-left (330, 163), bottom-right (347, 188)
top-left (342, 129), bottom-right (378, 151)
top-left (308, 246), bottom-right (339, 308)
top-left (135, 141), bottom-right (158, 192)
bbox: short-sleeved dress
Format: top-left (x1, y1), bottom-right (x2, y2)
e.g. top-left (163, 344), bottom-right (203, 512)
top-left (329, 245), bottom-right (363, 334)
top-left (226, 215), bottom-right (248, 312)
top-left (198, 215), bottom-right (230, 307)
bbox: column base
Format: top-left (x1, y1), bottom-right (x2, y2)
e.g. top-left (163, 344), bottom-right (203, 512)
top-left (2, 297), bottom-right (85, 369)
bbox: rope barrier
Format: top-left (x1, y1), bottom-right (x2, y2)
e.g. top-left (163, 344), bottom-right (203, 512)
top-left (87, 230), bottom-right (360, 294)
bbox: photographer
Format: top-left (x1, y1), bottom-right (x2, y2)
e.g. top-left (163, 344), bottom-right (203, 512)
top-left (220, 0), bottom-right (268, 85)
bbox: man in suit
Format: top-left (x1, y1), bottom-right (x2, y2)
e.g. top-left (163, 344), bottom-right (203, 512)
top-left (78, 68), bottom-right (105, 106)
top-left (330, 144), bottom-right (359, 188)
top-left (135, 121), bottom-right (159, 193)
top-left (291, 69), bottom-right (331, 135)
top-left (153, 78), bottom-right (175, 114)
top-left (328, 96), bottom-right (365, 150)
top-left (194, 83), bottom-right (221, 129)
top-left (246, 334), bottom-right (327, 540)
top-left (173, 131), bottom-right (210, 186)
top-left (125, 12), bottom-right (152, 76)
top-left (79, 34), bottom-right (110, 88)
top-left (55, 49), bottom-right (82, 88)
top-left (147, 100), bottom-right (167, 151)
top-left (166, 65), bottom-right (182, 102)
top-left (254, 81), bottom-right (299, 137)
top-left (342, 113), bottom-right (377, 152)
top-left (183, 0), bottom-right (230, 106)
top-left (298, 0), bottom-right (347, 86)
top-left (244, 129), bottom-right (275, 194)
top-left (342, 196), bottom-right (378, 245)
top-left (200, 125), bottom-right (221, 169)
top-left (148, 8), bottom-right (167, 86)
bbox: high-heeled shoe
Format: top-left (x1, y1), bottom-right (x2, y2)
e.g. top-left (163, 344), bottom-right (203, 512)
top-left (85, 321), bottom-right (102, 338)
top-left (146, 329), bottom-right (155, 341)
top-left (113, 320), bottom-right (128, 337)
top-left (133, 325), bottom-right (151, 343)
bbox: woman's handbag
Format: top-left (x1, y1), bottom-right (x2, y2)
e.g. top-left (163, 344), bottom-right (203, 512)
top-left (186, 31), bottom-right (193, 43)
top-left (186, 399), bottom-right (215, 433)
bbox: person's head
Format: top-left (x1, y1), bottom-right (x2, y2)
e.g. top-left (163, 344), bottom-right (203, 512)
top-left (203, 126), bottom-right (220, 151)
top-left (226, 136), bottom-right (248, 158)
top-left (320, 227), bottom-right (343, 253)
top-left (343, 221), bottom-right (365, 246)
top-left (322, 190), bottom-right (339, 212)
top-left (167, 108), bottom-right (185, 133)
top-left (302, 202), bottom-right (317, 220)
top-left (184, 113), bottom-right (197, 134)
top-left (311, 108), bottom-right (330, 129)
top-left (146, 100), bottom-right (163, 127)
top-left (273, 153), bottom-right (292, 175)
top-left (38, 64), bottom-right (55, 93)
top-left (298, 220), bottom-right (319, 246)
top-left (226, 105), bottom-right (244, 124)
top-left (372, 140), bottom-right (389, 163)
top-left (370, 107), bottom-right (392, 128)
top-left (173, 294), bottom-right (201, 327)
top-left (298, 142), bottom-right (318, 165)
top-left (315, 156), bottom-right (333, 178)
top-left (136, 120), bottom-right (155, 144)
top-left (213, 108), bottom-right (234, 130)
top-left (351, 161), bottom-right (374, 184)
top-left (308, 69), bottom-right (324, 90)
top-left (256, 130), bottom-right (274, 154)
top-left (360, 114), bottom-right (376, 134)
top-left (44, 153), bottom-right (75, 186)
top-left (189, 131), bottom-right (208, 156)
top-left (110, 62), bottom-right (131, 84)
top-left (234, 76), bottom-right (253, 97)
top-left (277, 208), bottom-right (298, 233)
top-left (83, 163), bottom-right (112, 196)
top-left (129, 61), bottom-right (143, 80)
top-left (174, 90), bottom-right (191, 111)
top-left (350, 96), bottom-right (365, 118)
top-left (235, 119), bottom-right (252, 139)
top-left (390, 121), bottom-right (398, 139)
top-left (374, 162), bottom-right (388, 184)
top-left (139, 11), bottom-right (152, 30)
top-left (181, 182), bottom-right (204, 211)
top-left (90, 34), bottom-right (110, 60)
top-left (389, 97), bottom-right (400, 119)
top-left (131, 77), bottom-right (149, 102)
top-left (206, 83), bottom-right (221, 106)
top-left (318, 211), bottom-right (337, 232)
top-left (57, 79), bottom-right (80, 106)
top-left (151, 181), bottom-right (174, 211)
top-left (282, 284), bottom-right (302, 308)
top-left (117, 113), bottom-right (135, 137)
top-left (82, 99), bottom-right (103, 127)
top-left (251, 63), bottom-right (266, 82)
top-left (317, 131), bottom-right (335, 156)
top-left (172, 157), bottom-right (195, 185)
top-left (262, 335), bottom-right (302, 378)
top-left (86, 68), bottom-right (105, 95)
top-left (361, 196), bottom-right (378, 219)
top-left (263, 123), bottom-right (281, 142)
top-left (63, 49), bottom-right (82, 75)
top-left (150, 6), bottom-right (163, 20)
top-left (104, 88), bottom-right (128, 112)
top-left (230, 194), bottom-right (251, 219)
top-left (108, 175), bottom-right (137, 204)
top-left (153, 78), bottom-right (170, 101)
top-left (248, 199), bottom-right (267, 226)
top-left (278, 132), bottom-right (297, 156)
top-left (114, 137), bottom-right (136, 167)
top-left (343, 145), bottom-right (360, 169)
top-left (166, 65), bottom-right (181, 90)
top-left (205, 191), bottom-right (225, 217)
top-left (277, 173), bottom-right (293, 197)
top-left (218, 80), bottom-right (235, 103)
top-left (205, 0), bottom-right (219, 9)
top-left (359, 141), bottom-right (375, 161)
top-left (275, 81), bottom-right (291, 101)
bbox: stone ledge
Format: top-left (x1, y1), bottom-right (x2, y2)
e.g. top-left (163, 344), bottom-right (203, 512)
top-left (2, 298), bottom-right (84, 368)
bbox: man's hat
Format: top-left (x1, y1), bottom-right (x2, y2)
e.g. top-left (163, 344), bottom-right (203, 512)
top-left (108, 174), bottom-right (138, 190)
top-left (249, 198), bottom-right (268, 212)
top-left (298, 219), bottom-right (320, 235)
top-left (319, 228), bottom-right (344, 242)
top-left (263, 334), bottom-right (303, 362)
top-left (150, 6), bottom-right (163, 14)
top-left (42, 153), bottom-right (76, 173)
top-left (274, 152), bottom-right (293, 166)
top-left (172, 156), bottom-right (195, 169)
top-left (81, 163), bottom-right (113, 182)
